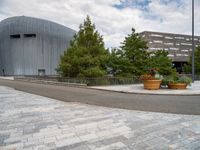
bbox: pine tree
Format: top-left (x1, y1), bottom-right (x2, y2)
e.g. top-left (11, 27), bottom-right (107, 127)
top-left (57, 16), bottom-right (109, 78)
top-left (148, 50), bottom-right (176, 76)
top-left (120, 28), bottom-right (149, 76)
top-left (184, 46), bottom-right (200, 75)
top-left (107, 48), bottom-right (135, 77)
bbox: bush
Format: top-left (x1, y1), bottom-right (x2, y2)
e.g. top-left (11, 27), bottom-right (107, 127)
top-left (178, 76), bottom-right (192, 85)
top-left (162, 75), bottom-right (192, 86)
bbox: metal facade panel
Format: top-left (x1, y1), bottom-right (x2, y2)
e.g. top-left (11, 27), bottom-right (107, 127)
top-left (0, 16), bottom-right (75, 76)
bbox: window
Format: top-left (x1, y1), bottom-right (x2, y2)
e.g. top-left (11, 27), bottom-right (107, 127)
top-left (176, 54), bottom-right (188, 57)
top-left (170, 48), bottom-right (179, 51)
top-left (181, 49), bottom-right (189, 52)
top-left (153, 40), bottom-right (163, 43)
top-left (176, 54), bottom-right (181, 56)
top-left (175, 36), bottom-right (184, 40)
top-left (167, 54), bottom-right (174, 57)
top-left (164, 42), bottom-right (173, 45)
top-left (181, 43), bottom-right (192, 46)
top-left (38, 69), bottom-right (45, 76)
top-left (10, 34), bottom-right (20, 39)
top-left (149, 47), bottom-right (162, 50)
top-left (165, 36), bottom-right (173, 39)
top-left (190, 38), bottom-right (199, 40)
top-left (24, 34), bottom-right (36, 38)
top-left (150, 34), bottom-right (163, 37)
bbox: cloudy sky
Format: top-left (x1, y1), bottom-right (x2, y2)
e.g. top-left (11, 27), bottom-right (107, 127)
top-left (0, 0), bottom-right (199, 48)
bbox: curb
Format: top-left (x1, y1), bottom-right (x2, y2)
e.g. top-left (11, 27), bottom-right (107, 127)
top-left (88, 87), bottom-right (200, 96)
top-left (7, 78), bottom-right (200, 96)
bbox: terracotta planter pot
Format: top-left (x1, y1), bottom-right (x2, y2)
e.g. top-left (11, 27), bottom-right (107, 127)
top-left (168, 83), bottom-right (187, 89)
top-left (143, 79), bottom-right (162, 90)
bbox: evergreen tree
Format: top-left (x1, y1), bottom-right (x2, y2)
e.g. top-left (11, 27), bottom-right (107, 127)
top-left (57, 16), bottom-right (109, 78)
top-left (120, 28), bottom-right (149, 76)
top-left (108, 29), bottom-right (176, 77)
top-left (148, 50), bottom-right (176, 76)
top-left (107, 48), bottom-right (134, 77)
top-left (184, 46), bottom-right (200, 75)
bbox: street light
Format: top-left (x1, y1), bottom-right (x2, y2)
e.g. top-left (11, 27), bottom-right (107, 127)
top-left (192, 0), bottom-right (195, 82)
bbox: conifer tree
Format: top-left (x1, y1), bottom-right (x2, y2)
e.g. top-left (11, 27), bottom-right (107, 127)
top-left (120, 28), bottom-right (149, 76)
top-left (57, 16), bottom-right (109, 78)
top-left (184, 46), bottom-right (200, 75)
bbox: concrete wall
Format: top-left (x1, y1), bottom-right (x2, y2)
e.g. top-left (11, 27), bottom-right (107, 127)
top-left (140, 31), bottom-right (200, 62)
top-left (0, 16), bottom-right (75, 76)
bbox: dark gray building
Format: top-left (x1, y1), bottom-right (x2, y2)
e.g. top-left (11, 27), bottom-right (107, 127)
top-left (0, 16), bottom-right (75, 76)
top-left (140, 31), bottom-right (200, 72)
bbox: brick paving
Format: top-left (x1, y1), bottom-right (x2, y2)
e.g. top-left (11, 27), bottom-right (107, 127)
top-left (0, 86), bottom-right (200, 150)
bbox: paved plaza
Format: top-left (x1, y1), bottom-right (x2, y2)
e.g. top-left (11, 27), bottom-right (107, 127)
top-left (91, 81), bottom-right (200, 95)
top-left (0, 86), bottom-right (200, 150)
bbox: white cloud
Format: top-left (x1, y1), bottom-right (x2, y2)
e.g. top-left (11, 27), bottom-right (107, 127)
top-left (0, 0), bottom-right (199, 48)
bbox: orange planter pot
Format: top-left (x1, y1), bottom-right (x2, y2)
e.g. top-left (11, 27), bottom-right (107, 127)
top-left (168, 83), bottom-right (187, 89)
top-left (143, 79), bottom-right (162, 90)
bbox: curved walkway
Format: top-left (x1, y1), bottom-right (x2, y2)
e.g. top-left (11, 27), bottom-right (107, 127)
top-left (91, 81), bottom-right (200, 95)
top-left (0, 86), bottom-right (200, 150)
top-left (0, 79), bottom-right (200, 115)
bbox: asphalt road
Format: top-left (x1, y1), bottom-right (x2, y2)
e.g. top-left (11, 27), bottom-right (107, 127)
top-left (0, 79), bottom-right (200, 115)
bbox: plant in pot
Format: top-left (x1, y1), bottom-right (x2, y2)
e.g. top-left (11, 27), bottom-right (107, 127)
top-left (139, 68), bottom-right (163, 90)
top-left (163, 75), bottom-right (192, 89)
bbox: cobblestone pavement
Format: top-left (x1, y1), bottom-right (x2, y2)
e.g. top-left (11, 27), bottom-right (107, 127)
top-left (0, 86), bottom-right (200, 150)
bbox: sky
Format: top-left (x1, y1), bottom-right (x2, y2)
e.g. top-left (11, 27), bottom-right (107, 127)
top-left (0, 0), bottom-right (199, 48)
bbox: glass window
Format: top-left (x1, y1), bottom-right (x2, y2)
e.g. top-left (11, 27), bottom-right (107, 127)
top-left (10, 34), bottom-right (20, 39)
top-left (24, 34), bottom-right (36, 38)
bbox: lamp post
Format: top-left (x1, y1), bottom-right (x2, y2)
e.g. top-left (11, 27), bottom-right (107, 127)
top-left (192, 0), bottom-right (195, 82)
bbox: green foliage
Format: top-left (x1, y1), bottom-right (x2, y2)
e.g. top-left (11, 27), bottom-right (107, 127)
top-left (107, 28), bottom-right (149, 77)
top-left (148, 50), bottom-right (177, 76)
top-left (108, 29), bottom-right (176, 77)
top-left (183, 46), bottom-right (200, 75)
top-left (57, 15), bottom-right (109, 78)
top-left (107, 48), bottom-right (135, 77)
top-left (178, 76), bottom-right (192, 85)
top-left (58, 19), bottom-right (177, 79)
top-left (162, 75), bottom-right (192, 86)
top-left (121, 28), bottom-right (149, 76)
top-left (162, 76), bottom-right (175, 86)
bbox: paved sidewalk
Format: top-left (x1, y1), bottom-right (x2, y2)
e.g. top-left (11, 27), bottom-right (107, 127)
top-left (0, 76), bottom-right (14, 80)
top-left (91, 81), bottom-right (200, 95)
top-left (0, 86), bottom-right (200, 150)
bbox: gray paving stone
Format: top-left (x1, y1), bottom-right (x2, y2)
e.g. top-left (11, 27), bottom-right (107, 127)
top-left (56, 142), bottom-right (89, 150)
top-left (1, 86), bottom-right (200, 150)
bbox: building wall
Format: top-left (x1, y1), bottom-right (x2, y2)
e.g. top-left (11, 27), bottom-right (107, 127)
top-left (0, 16), bottom-right (75, 76)
top-left (140, 31), bottom-right (200, 62)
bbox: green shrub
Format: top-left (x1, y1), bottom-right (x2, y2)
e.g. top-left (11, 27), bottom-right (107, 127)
top-left (162, 75), bottom-right (192, 86)
top-left (177, 76), bottom-right (192, 86)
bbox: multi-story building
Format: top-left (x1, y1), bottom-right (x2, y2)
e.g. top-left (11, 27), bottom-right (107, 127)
top-left (140, 31), bottom-right (200, 72)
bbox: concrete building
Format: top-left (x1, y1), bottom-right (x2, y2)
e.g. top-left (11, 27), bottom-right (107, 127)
top-left (0, 16), bottom-right (75, 76)
top-left (140, 31), bottom-right (200, 72)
